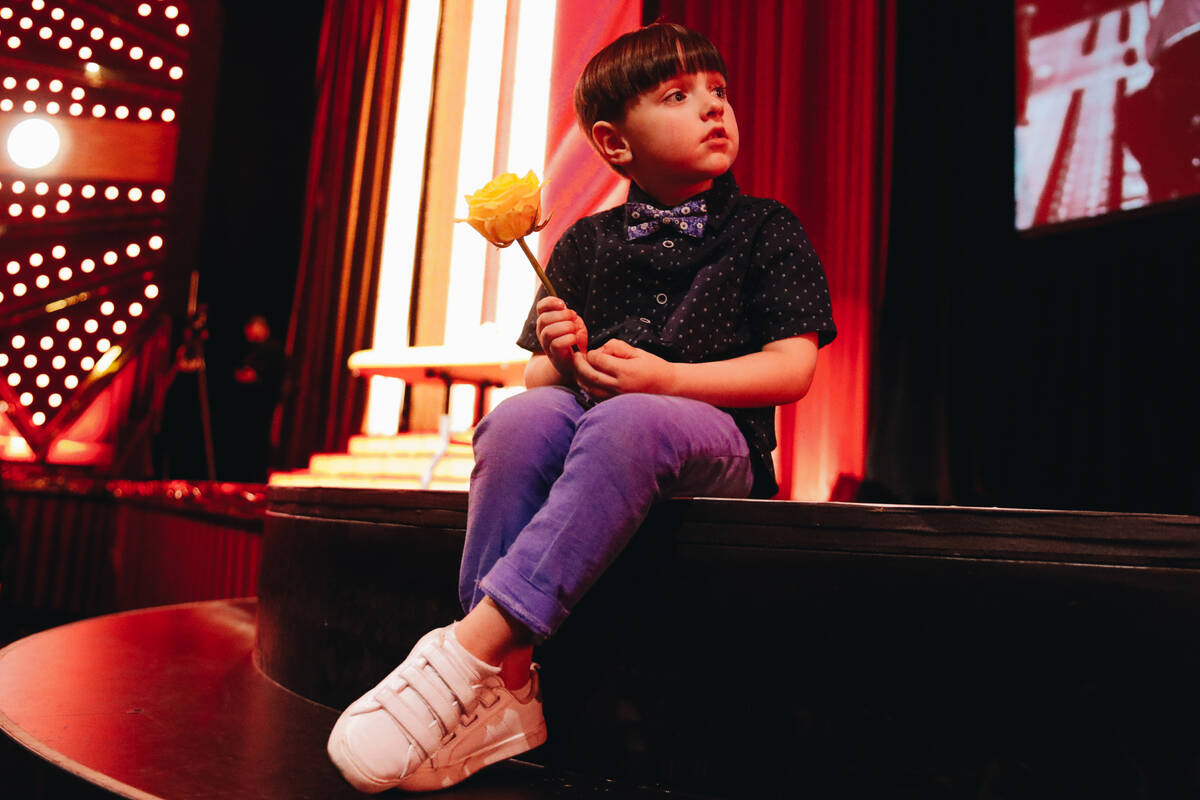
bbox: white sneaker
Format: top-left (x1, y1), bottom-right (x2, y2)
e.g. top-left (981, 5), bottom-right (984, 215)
top-left (327, 624), bottom-right (547, 793)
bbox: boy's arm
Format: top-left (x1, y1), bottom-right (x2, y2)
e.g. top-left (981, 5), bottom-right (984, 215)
top-left (524, 353), bottom-right (574, 388)
top-left (575, 333), bottom-right (820, 407)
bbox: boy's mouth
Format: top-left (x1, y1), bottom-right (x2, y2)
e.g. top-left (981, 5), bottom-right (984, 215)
top-left (704, 127), bottom-right (727, 142)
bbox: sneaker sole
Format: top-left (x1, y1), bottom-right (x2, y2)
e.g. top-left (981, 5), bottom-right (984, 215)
top-left (394, 720), bottom-right (548, 792)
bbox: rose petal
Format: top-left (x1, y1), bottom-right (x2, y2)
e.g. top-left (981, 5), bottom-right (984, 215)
top-left (461, 171), bottom-right (543, 245)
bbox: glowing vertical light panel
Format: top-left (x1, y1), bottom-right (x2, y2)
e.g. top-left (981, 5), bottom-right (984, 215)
top-left (364, 0), bottom-right (440, 436)
top-left (493, 0), bottom-right (555, 339)
top-left (444, 0), bottom-right (556, 347)
top-left (364, 0), bottom-right (558, 435)
top-left (444, 0), bottom-right (555, 428)
top-left (444, 0), bottom-right (507, 349)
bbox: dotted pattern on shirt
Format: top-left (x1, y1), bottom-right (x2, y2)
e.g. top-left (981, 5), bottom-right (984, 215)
top-left (517, 172), bottom-right (837, 497)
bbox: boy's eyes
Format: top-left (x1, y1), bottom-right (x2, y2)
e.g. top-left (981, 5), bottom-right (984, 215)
top-left (665, 85), bottom-right (727, 102)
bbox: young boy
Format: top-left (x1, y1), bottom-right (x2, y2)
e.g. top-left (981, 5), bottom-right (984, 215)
top-left (327, 22), bottom-right (836, 793)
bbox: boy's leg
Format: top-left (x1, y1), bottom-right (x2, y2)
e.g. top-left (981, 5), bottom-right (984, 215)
top-left (478, 393), bottom-right (753, 641)
top-left (329, 392), bottom-right (750, 792)
top-left (458, 385), bottom-right (588, 614)
top-left (328, 387), bottom-right (584, 792)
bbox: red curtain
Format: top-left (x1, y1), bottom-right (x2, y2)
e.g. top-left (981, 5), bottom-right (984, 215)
top-left (279, 0), bottom-right (406, 469)
top-left (657, 1), bottom-right (894, 500)
top-left (539, 0), bottom-right (641, 262)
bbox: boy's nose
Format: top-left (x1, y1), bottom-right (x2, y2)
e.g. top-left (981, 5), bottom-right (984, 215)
top-left (704, 98), bottom-right (724, 118)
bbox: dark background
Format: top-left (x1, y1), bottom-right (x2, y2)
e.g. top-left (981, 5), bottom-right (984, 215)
top-left (185, 1), bottom-right (326, 480)
top-left (199, 2), bottom-right (325, 340)
top-left (867, 0), bottom-right (1198, 515)
top-left (191, 0), bottom-right (1199, 513)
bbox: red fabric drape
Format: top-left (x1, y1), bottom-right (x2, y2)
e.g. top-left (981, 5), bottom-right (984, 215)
top-left (280, 0), bottom-right (406, 469)
top-left (658, 1), bottom-right (894, 500)
top-left (539, 0), bottom-right (641, 262)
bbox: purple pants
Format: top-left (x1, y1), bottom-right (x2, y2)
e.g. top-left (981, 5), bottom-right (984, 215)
top-left (459, 386), bottom-right (754, 640)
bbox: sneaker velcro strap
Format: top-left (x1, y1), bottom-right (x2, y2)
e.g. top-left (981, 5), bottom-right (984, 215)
top-left (419, 642), bottom-right (480, 712)
top-left (404, 663), bottom-right (460, 735)
top-left (374, 683), bottom-right (443, 758)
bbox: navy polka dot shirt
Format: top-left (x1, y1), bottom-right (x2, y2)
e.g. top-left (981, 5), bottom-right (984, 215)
top-left (517, 172), bottom-right (837, 497)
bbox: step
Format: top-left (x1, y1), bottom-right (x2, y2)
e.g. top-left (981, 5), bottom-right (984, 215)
top-left (347, 434), bottom-right (473, 455)
top-left (259, 487), bottom-right (1200, 798)
top-left (267, 471), bottom-right (468, 491)
top-left (0, 600), bottom-right (713, 799)
top-left (308, 452), bottom-right (475, 479)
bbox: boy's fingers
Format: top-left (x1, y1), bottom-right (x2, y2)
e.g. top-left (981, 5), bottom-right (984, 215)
top-left (536, 296), bottom-right (566, 313)
top-left (537, 310), bottom-right (572, 329)
top-left (538, 319), bottom-right (576, 347)
top-left (541, 318), bottom-right (575, 337)
top-left (600, 339), bottom-right (636, 357)
top-left (586, 350), bottom-right (624, 377)
top-left (574, 352), bottom-right (617, 389)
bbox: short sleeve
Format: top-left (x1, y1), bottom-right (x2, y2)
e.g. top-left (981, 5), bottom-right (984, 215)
top-left (745, 207), bottom-right (837, 348)
top-left (515, 225), bottom-right (589, 353)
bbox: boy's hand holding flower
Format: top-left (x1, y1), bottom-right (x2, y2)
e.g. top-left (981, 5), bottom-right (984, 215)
top-left (461, 170), bottom-right (592, 391)
top-left (535, 296), bottom-right (588, 379)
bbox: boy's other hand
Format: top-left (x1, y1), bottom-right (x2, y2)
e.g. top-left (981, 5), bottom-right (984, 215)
top-left (577, 339), bottom-right (676, 397)
top-left (535, 296), bottom-right (588, 378)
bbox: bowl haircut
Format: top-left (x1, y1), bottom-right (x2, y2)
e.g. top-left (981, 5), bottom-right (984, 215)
top-left (573, 22), bottom-right (728, 148)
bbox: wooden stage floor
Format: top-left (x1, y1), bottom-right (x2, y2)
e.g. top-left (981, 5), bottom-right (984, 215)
top-left (4, 485), bottom-right (1199, 797)
top-left (0, 599), bottom-right (709, 799)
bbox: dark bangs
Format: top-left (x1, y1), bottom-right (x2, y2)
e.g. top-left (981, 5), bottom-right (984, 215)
top-left (575, 23), bottom-right (727, 139)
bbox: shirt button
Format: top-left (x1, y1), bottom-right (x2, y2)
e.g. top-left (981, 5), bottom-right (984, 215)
top-left (662, 239), bottom-right (675, 249)
top-left (639, 317), bottom-right (652, 324)
top-left (654, 293), bottom-right (668, 305)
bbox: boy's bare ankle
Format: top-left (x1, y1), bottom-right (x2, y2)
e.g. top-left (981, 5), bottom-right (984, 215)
top-left (455, 596), bottom-right (534, 668)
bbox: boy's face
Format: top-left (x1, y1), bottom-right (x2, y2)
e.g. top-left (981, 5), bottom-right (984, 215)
top-left (594, 70), bottom-right (739, 205)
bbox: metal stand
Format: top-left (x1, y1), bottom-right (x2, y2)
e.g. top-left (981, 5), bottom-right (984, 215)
top-left (175, 272), bottom-right (216, 481)
top-left (418, 372), bottom-right (497, 490)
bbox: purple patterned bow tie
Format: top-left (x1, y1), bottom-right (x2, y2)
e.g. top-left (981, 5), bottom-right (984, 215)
top-left (625, 200), bottom-right (708, 240)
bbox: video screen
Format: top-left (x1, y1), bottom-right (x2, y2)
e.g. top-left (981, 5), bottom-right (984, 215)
top-left (1015, 1), bottom-right (1200, 230)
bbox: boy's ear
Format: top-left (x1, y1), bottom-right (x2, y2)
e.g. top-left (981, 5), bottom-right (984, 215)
top-left (591, 121), bottom-right (632, 168)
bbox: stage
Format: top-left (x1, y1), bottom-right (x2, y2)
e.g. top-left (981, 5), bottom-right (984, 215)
top-left (3, 483), bottom-right (1198, 797)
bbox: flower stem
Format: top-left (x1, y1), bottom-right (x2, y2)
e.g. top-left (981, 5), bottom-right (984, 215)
top-left (516, 236), bottom-right (557, 298)
top-left (516, 234), bottom-right (583, 357)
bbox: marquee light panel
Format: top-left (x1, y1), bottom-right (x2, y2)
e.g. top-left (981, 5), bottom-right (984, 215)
top-left (0, 0), bottom-right (194, 461)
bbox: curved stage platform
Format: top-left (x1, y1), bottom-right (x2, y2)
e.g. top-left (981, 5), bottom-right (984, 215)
top-left (3, 486), bottom-right (1200, 797)
top-left (0, 600), bottom-right (699, 799)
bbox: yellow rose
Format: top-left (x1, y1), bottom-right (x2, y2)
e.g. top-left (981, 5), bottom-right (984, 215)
top-left (459, 169), bottom-right (559, 297)
top-left (462, 171), bottom-right (544, 246)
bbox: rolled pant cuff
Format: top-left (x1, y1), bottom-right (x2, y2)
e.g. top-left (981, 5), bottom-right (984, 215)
top-left (479, 566), bottom-right (569, 642)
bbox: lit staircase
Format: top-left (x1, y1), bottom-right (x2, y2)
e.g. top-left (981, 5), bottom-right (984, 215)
top-left (268, 433), bottom-right (474, 491)
top-left (269, 344), bottom-right (530, 491)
